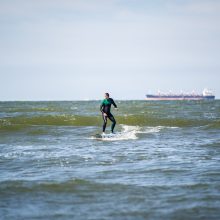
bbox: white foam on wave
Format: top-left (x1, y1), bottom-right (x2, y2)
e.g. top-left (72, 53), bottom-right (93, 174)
top-left (90, 125), bottom-right (140, 141)
top-left (138, 126), bottom-right (179, 134)
top-left (121, 125), bottom-right (178, 135)
top-left (90, 125), bottom-right (179, 141)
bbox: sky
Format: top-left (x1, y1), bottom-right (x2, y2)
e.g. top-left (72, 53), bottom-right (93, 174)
top-left (0, 0), bottom-right (219, 100)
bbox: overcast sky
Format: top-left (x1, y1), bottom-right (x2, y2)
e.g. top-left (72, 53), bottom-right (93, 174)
top-left (0, 0), bottom-right (219, 100)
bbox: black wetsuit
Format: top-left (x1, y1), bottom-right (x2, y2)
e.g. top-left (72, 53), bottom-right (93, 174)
top-left (100, 98), bottom-right (117, 133)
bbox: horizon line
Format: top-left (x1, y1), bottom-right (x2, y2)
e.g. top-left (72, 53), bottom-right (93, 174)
top-left (0, 98), bottom-right (219, 102)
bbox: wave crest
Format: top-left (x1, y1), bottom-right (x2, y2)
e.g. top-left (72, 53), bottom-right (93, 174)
top-left (0, 114), bottom-right (219, 131)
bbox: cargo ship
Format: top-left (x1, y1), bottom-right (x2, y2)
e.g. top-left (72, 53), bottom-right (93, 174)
top-left (146, 89), bottom-right (215, 101)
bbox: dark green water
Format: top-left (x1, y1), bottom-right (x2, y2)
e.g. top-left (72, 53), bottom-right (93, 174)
top-left (0, 100), bottom-right (220, 219)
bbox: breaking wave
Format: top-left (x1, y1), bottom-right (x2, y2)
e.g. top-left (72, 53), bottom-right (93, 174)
top-left (0, 114), bottom-right (219, 131)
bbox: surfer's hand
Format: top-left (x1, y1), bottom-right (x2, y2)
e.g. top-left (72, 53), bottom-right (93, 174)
top-left (103, 113), bottom-right (107, 116)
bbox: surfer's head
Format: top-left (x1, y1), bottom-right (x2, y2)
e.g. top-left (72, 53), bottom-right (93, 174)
top-left (105, 93), bottom-right (109, 99)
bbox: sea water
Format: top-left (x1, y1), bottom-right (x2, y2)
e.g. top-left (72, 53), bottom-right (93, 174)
top-left (0, 101), bottom-right (220, 219)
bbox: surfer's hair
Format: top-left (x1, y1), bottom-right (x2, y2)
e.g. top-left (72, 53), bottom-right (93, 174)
top-left (105, 93), bottom-right (109, 97)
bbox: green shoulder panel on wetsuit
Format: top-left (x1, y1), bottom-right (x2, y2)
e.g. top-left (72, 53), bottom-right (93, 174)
top-left (102, 99), bottom-right (111, 105)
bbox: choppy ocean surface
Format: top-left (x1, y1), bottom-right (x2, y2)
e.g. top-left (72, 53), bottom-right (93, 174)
top-left (0, 100), bottom-right (220, 220)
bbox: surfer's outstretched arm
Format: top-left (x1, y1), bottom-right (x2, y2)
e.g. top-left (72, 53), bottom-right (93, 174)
top-left (111, 98), bottom-right (117, 108)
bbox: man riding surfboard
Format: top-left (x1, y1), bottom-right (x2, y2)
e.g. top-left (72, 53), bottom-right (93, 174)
top-left (100, 93), bottom-right (117, 134)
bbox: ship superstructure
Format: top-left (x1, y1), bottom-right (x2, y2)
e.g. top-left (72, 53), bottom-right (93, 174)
top-left (146, 89), bottom-right (215, 100)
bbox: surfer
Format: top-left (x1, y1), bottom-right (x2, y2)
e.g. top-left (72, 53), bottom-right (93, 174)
top-left (100, 93), bottom-right (117, 134)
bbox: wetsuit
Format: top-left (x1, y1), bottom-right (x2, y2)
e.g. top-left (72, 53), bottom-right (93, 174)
top-left (100, 98), bottom-right (117, 133)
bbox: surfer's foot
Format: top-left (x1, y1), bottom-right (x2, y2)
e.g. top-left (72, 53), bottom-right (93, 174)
top-left (102, 132), bottom-right (106, 135)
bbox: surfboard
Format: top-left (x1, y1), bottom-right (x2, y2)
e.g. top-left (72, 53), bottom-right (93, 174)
top-left (93, 133), bottom-right (116, 140)
top-left (94, 133), bottom-right (103, 139)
